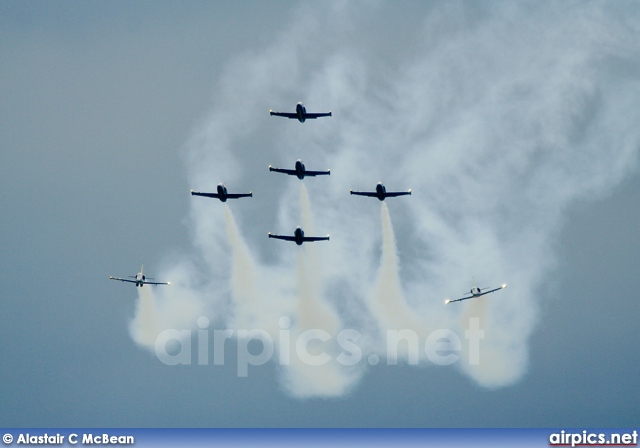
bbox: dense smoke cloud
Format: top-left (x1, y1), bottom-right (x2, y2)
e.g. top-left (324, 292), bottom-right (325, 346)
top-left (130, 2), bottom-right (640, 394)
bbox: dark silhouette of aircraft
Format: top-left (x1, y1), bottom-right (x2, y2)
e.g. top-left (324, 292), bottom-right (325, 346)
top-left (110, 265), bottom-right (170, 287)
top-left (269, 159), bottom-right (330, 180)
top-left (350, 182), bottom-right (411, 201)
top-left (191, 183), bottom-right (252, 202)
top-left (268, 227), bottom-right (330, 246)
top-left (270, 102), bottom-right (332, 123)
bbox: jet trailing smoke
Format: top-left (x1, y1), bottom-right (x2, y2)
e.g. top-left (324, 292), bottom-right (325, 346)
top-left (129, 2), bottom-right (640, 395)
top-left (224, 205), bottom-right (259, 329)
top-left (371, 202), bottom-right (423, 335)
top-left (296, 183), bottom-right (339, 334)
top-left (129, 286), bottom-right (158, 349)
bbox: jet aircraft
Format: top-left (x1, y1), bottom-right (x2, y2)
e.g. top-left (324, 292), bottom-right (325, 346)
top-left (191, 183), bottom-right (252, 202)
top-left (445, 282), bottom-right (507, 304)
top-left (350, 182), bottom-right (411, 201)
top-left (268, 227), bottom-right (330, 246)
top-left (269, 102), bottom-right (332, 123)
top-left (109, 265), bottom-right (170, 287)
top-left (269, 159), bottom-right (330, 180)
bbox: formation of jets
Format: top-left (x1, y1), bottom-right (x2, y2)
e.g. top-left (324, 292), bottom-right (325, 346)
top-left (111, 102), bottom-right (507, 304)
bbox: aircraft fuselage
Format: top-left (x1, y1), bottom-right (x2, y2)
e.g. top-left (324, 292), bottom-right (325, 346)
top-left (216, 184), bottom-right (229, 202)
top-left (296, 103), bottom-right (307, 122)
top-left (293, 227), bottom-right (305, 245)
top-left (134, 273), bottom-right (146, 287)
top-left (295, 160), bottom-right (306, 179)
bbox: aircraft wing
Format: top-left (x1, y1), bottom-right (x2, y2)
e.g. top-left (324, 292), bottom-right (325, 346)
top-left (304, 170), bottom-right (330, 177)
top-left (477, 285), bottom-right (506, 297)
top-left (350, 190), bottom-right (378, 197)
top-left (109, 276), bottom-right (136, 283)
top-left (270, 111), bottom-right (298, 119)
top-left (268, 233), bottom-right (296, 242)
top-left (446, 295), bottom-right (474, 304)
top-left (304, 112), bottom-right (332, 119)
top-left (143, 280), bottom-right (170, 286)
top-left (224, 192), bottom-right (253, 199)
top-left (384, 191), bottom-right (412, 198)
top-left (302, 235), bottom-right (330, 242)
top-left (191, 191), bottom-right (220, 199)
top-left (269, 167), bottom-right (297, 176)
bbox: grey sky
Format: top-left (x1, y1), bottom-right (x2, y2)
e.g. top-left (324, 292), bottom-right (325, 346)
top-left (0, 1), bottom-right (638, 427)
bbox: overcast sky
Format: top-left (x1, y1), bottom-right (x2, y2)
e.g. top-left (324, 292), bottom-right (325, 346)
top-left (1, 1), bottom-right (639, 427)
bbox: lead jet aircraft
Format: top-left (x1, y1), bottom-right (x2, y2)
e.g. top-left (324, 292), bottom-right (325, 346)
top-left (268, 227), bottom-right (330, 246)
top-left (270, 102), bottom-right (332, 123)
top-left (191, 183), bottom-right (252, 202)
top-left (350, 182), bottom-right (412, 201)
top-left (110, 265), bottom-right (170, 287)
top-left (269, 159), bottom-right (330, 180)
top-left (445, 281), bottom-right (507, 304)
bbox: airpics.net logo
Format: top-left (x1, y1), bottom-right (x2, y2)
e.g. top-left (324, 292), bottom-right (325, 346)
top-left (152, 317), bottom-right (486, 376)
top-left (549, 430), bottom-right (638, 447)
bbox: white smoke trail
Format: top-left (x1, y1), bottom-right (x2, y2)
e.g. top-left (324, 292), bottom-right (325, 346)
top-left (371, 202), bottom-right (423, 334)
top-left (224, 205), bottom-right (259, 329)
top-left (457, 295), bottom-right (524, 388)
top-left (129, 286), bottom-right (158, 351)
top-left (300, 183), bottom-right (315, 235)
top-left (135, 2), bottom-right (640, 394)
top-left (223, 204), bottom-right (295, 340)
top-left (279, 344), bottom-right (361, 398)
top-left (295, 250), bottom-right (338, 334)
top-left (278, 183), bottom-right (360, 397)
top-left (129, 261), bottom-right (209, 353)
top-left (295, 183), bottom-right (339, 334)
